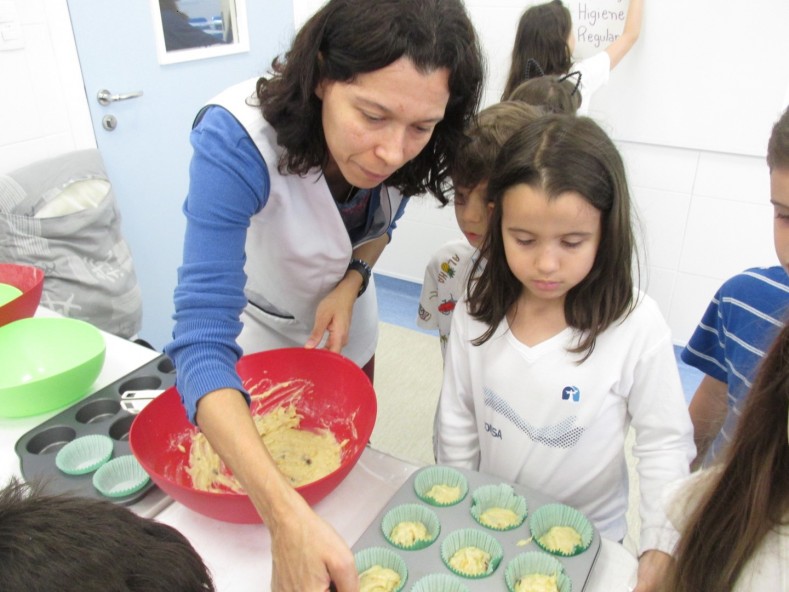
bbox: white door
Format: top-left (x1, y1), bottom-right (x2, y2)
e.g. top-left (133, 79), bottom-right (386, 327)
top-left (66, 0), bottom-right (293, 349)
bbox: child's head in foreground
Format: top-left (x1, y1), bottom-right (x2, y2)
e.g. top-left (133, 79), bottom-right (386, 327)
top-left (768, 105), bottom-right (789, 273)
top-left (469, 114), bottom-right (637, 357)
top-left (0, 478), bottom-right (215, 592)
top-left (449, 101), bottom-right (542, 249)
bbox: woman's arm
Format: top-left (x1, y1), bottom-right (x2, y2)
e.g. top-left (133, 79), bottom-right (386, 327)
top-left (195, 388), bottom-right (359, 592)
top-left (606, 0), bottom-right (643, 69)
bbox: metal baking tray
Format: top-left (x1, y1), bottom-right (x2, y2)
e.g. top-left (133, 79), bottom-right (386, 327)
top-left (14, 354), bottom-right (176, 506)
top-left (352, 465), bottom-right (601, 591)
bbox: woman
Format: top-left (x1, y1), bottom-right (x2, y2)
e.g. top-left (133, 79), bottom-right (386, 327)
top-left (165, 1), bottom-right (484, 590)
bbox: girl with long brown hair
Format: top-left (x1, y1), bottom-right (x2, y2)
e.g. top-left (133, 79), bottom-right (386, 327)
top-left (660, 320), bottom-right (789, 590)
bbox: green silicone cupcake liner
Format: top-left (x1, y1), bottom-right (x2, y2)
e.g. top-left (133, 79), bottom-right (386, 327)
top-left (55, 434), bottom-right (113, 475)
top-left (381, 503), bottom-right (441, 550)
top-left (354, 546), bottom-right (408, 592)
top-left (413, 466), bottom-right (468, 507)
top-left (504, 551), bottom-right (573, 592)
top-left (440, 528), bottom-right (503, 579)
top-left (92, 455), bottom-right (150, 498)
top-left (410, 573), bottom-right (471, 592)
top-left (530, 503), bottom-right (594, 557)
top-left (470, 483), bottom-right (528, 531)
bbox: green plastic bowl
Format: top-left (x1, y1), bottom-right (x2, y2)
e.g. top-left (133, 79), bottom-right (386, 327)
top-left (0, 317), bottom-right (105, 418)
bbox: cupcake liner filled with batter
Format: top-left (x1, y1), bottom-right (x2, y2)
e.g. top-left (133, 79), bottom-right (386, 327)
top-left (354, 546), bottom-right (408, 592)
top-left (410, 572), bottom-right (472, 592)
top-left (413, 466), bottom-right (468, 507)
top-left (440, 528), bottom-right (503, 579)
top-left (469, 483), bottom-right (527, 531)
top-left (381, 503), bottom-right (441, 550)
top-left (529, 504), bottom-right (593, 557)
top-left (504, 551), bottom-right (573, 592)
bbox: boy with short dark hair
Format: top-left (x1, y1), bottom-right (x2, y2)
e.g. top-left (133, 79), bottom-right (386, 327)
top-left (0, 478), bottom-right (215, 591)
top-left (683, 106), bottom-right (789, 469)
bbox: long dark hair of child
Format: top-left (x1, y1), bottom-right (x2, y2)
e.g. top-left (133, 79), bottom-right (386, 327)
top-left (501, 1), bottom-right (572, 100)
top-left (257, 0), bottom-right (484, 205)
top-left (467, 115), bottom-right (638, 360)
top-left (659, 321), bottom-right (789, 592)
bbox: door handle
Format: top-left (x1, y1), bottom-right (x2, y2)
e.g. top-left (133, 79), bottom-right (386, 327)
top-left (97, 89), bottom-right (144, 106)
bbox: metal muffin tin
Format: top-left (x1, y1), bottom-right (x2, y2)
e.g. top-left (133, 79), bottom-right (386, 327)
top-left (14, 354), bottom-right (176, 505)
top-left (353, 465), bottom-right (601, 591)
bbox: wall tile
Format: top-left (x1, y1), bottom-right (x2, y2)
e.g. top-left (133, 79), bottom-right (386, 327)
top-left (679, 195), bottom-right (775, 278)
top-left (668, 273), bottom-right (729, 345)
top-left (694, 151), bottom-right (770, 204)
top-left (618, 141), bottom-right (699, 194)
top-left (633, 186), bottom-right (691, 269)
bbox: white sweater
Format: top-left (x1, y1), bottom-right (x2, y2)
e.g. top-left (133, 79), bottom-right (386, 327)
top-left (436, 293), bottom-right (695, 553)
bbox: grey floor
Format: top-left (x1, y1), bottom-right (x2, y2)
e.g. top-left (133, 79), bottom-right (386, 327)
top-left (374, 273), bottom-right (704, 405)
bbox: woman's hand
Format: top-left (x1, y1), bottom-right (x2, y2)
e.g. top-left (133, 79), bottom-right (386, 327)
top-left (268, 491), bottom-right (359, 592)
top-left (633, 549), bottom-right (672, 592)
top-left (305, 279), bottom-right (358, 353)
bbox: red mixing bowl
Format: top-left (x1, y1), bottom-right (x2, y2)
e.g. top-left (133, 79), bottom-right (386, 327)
top-left (0, 263), bottom-right (44, 328)
top-left (129, 348), bottom-right (377, 523)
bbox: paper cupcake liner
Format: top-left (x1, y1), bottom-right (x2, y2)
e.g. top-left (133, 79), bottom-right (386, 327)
top-left (470, 483), bottom-right (528, 531)
top-left (410, 573), bottom-right (471, 592)
top-left (530, 504), bottom-right (593, 557)
top-left (504, 551), bottom-right (572, 592)
top-left (413, 466), bottom-right (468, 507)
top-left (55, 434), bottom-right (113, 475)
top-left (440, 528), bottom-right (503, 579)
top-left (354, 546), bottom-right (408, 592)
top-left (92, 455), bottom-right (150, 498)
top-left (381, 503), bottom-right (441, 550)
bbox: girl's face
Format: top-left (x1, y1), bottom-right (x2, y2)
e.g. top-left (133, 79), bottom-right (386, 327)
top-left (315, 57), bottom-right (450, 189)
top-left (453, 181), bottom-right (492, 248)
top-left (501, 183), bottom-right (601, 306)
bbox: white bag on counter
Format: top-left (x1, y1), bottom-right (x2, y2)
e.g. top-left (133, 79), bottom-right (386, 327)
top-left (0, 149), bottom-right (142, 339)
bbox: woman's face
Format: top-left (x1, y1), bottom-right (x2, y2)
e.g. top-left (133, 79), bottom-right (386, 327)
top-left (315, 57), bottom-right (450, 189)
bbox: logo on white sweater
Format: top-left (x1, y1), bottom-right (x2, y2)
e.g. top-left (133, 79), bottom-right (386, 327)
top-left (562, 386), bottom-right (580, 402)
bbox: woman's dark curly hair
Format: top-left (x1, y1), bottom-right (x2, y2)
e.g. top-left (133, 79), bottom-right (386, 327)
top-left (257, 0), bottom-right (484, 204)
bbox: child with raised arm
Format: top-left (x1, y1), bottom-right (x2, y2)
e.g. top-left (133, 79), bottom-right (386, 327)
top-left (435, 115), bottom-right (694, 592)
top-left (682, 106), bottom-right (789, 469)
top-left (418, 101), bottom-right (542, 358)
top-left (501, 0), bottom-right (643, 115)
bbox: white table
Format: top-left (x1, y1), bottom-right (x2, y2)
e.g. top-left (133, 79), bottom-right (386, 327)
top-left (1, 309), bottom-right (638, 590)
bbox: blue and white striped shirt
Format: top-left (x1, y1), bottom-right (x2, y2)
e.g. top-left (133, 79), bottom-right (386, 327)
top-left (682, 266), bottom-right (789, 466)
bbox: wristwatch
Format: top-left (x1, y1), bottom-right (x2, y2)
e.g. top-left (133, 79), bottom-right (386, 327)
top-left (347, 258), bottom-right (372, 297)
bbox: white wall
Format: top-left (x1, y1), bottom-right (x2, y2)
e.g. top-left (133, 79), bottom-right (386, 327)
top-left (1, 0), bottom-right (780, 347)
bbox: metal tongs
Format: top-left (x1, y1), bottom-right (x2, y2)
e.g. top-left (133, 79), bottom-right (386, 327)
top-left (120, 389), bottom-right (165, 414)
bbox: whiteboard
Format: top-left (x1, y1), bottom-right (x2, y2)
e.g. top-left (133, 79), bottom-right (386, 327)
top-left (472, 0), bottom-right (789, 158)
